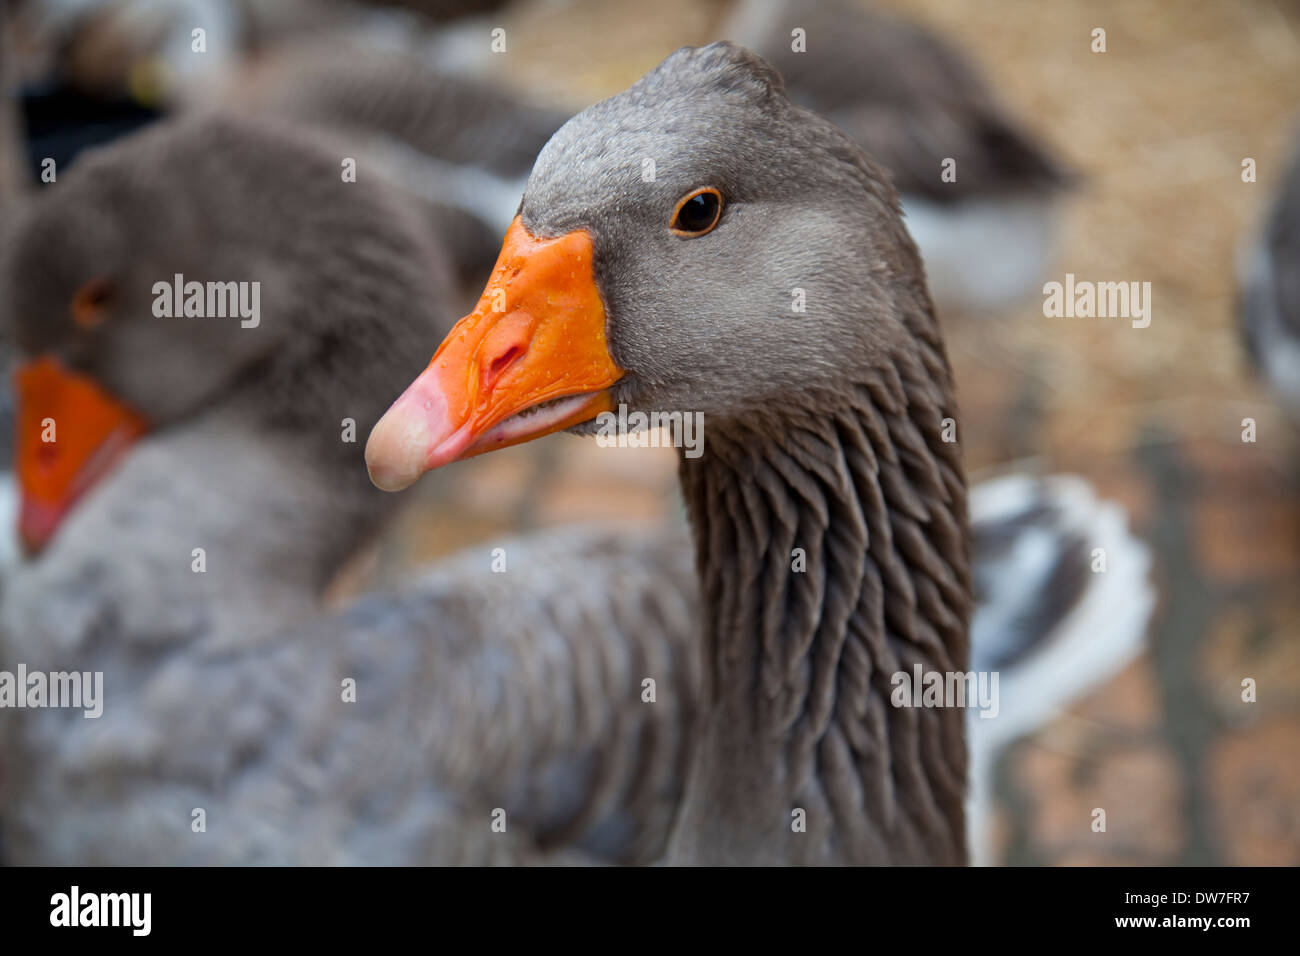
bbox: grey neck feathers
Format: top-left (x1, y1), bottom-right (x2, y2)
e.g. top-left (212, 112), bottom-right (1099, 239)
top-left (201, 399), bottom-right (399, 593)
top-left (670, 342), bottom-right (971, 865)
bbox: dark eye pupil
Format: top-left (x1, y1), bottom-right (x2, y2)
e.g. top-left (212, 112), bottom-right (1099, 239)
top-left (676, 192), bottom-right (719, 233)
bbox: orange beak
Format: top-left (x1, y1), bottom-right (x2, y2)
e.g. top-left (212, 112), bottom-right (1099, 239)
top-left (15, 357), bottom-right (149, 554)
top-left (366, 217), bottom-right (624, 491)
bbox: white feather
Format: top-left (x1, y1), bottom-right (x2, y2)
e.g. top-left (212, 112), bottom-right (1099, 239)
top-left (0, 471), bottom-right (20, 582)
top-left (903, 193), bottom-right (1060, 315)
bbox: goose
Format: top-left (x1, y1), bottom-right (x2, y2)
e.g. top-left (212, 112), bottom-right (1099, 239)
top-left (0, 30), bottom-right (568, 571)
top-left (0, 111), bottom-right (699, 864)
top-left (720, 0), bottom-right (1071, 315)
top-left (1240, 129), bottom-right (1300, 421)
top-left (365, 43), bottom-right (1150, 864)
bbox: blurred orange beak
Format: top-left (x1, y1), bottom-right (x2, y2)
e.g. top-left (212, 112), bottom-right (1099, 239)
top-left (15, 357), bottom-right (149, 554)
top-left (366, 217), bottom-right (623, 492)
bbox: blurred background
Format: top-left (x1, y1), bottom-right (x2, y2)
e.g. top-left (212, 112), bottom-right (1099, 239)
top-left (3, 0), bottom-right (1299, 865)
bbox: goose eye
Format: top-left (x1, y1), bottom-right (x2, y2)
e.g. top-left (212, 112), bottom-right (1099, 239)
top-left (671, 187), bottom-right (723, 237)
top-left (71, 277), bottom-right (115, 330)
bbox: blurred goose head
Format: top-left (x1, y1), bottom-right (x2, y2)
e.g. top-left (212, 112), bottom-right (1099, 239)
top-left (1, 112), bottom-right (455, 552)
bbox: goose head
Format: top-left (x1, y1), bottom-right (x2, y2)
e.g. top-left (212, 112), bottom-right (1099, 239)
top-left (1, 113), bottom-right (454, 553)
top-left (367, 42), bottom-right (936, 491)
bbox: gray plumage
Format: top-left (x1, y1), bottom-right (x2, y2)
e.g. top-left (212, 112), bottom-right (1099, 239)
top-left (223, 40), bottom-right (568, 182)
top-left (1, 506), bottom-right (698, 863)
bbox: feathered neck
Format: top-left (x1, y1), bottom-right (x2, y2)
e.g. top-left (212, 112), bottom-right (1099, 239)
top-left (669, 343), bottom-right (971, 865)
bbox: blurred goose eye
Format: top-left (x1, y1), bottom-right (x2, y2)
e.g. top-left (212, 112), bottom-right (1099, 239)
top-left (71, 277), bottom-right (115, 330)
top-left (671, 187), bottom-right (723, 237)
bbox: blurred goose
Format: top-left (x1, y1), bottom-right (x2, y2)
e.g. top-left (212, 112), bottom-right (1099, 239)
top-left (965, 472), bottom-right (1152, 864)
top-left (0, 113), bottom-right (698, 864)
top-left (6, 0), bottom-right (246, 103)
top-left (1240, 130), bottom-right (1300, 420)
top-left (212, 38), bottom-right (570, 273)
top-left (721, 0), bottom-right (1070, 314)
top-left (3, 0), bottom-right (516, 140)
top-left (366, 44), bottom-right (1148, 864)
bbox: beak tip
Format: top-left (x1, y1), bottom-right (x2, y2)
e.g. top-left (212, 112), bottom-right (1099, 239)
top-left (363, 429), bottom-right (424, 493)
top-left (365, 462), bottom-right (417, 494)
top-left (364, 388), bottom-right (454, 492)
top-left (17, 500), bottom-right (59, 557)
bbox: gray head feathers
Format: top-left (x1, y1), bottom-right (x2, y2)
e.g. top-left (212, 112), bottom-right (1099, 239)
top-left (522, 43), bottom-right (939, 431)
top-left (1, 112), bottom-right (456, 465)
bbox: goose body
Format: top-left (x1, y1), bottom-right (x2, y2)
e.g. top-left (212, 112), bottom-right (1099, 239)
top-left (1, 506), bottom-right (698, 864)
